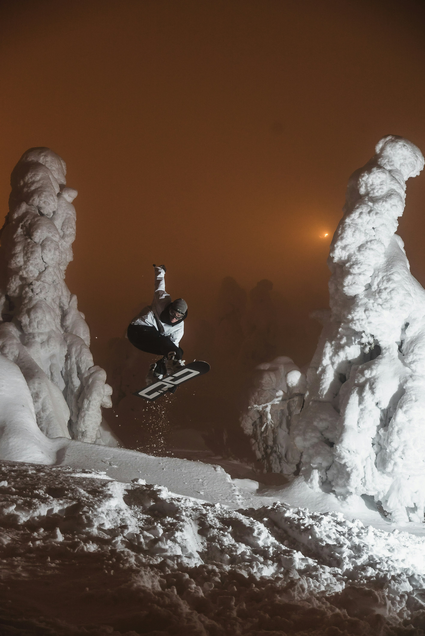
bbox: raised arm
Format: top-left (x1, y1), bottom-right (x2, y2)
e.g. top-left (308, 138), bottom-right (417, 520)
top-left (152, 264), bottom-right (168, 303)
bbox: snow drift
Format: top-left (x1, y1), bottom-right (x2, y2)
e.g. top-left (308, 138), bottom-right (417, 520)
top-left (242, 135), bottom-right (425, 523)
top-left (0, 148), bottom-right (112, 444)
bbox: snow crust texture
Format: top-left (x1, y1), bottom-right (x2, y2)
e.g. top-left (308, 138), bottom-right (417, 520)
top-left (1, 461), bottom-right (425, 635)
top-left (242, 136), bottom-right (425, 523)
top-left (0, 148), bottom-right (112, 444)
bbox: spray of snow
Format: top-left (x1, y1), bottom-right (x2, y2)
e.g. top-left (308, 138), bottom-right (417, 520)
top-left (242, 136), bottom-right (425, 523)
top-left (0, 148), bottom-right (112, 443)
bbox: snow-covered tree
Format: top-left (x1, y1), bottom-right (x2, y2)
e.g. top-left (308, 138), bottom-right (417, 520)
top-left (242, 136), bottom-right (425, 522)
top-left (0, 148), bottom-right (112, 443)
top-left (241, 356), bottom-right (305, 474)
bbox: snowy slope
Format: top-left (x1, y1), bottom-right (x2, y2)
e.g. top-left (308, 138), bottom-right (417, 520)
top-left (1, 459), bottom-right (425, 635)
top-left (1, 393), bottom-right (425, 635)
top-left (0, 261), bottom-right (424, 632)
top-left (0, 349), bottom-right (421, 533)
top-left (54, 435), bottom-right (425, 534)
top-left (1, 374), bottom-right (425, 633)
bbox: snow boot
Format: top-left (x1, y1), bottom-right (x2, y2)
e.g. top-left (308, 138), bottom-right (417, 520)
top-left (165, 351), bottom-right (185, 376)
top-left (145, 357), bottom-right (167, 385)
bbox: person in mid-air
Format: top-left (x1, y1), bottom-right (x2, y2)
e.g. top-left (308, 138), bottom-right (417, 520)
top-left (127, 264), bottom-right (188, 384)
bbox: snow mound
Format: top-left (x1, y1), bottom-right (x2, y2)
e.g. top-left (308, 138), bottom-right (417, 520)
top-left (242, 136), bottom-right (425, 524)
top-left (1, 461), bottom-right (424, 634)
top-left (0, 148), bottom-right (112, 444)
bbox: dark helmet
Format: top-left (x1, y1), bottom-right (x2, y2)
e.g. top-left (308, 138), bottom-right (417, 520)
top-left (170, 298), bottom-right (188, 315)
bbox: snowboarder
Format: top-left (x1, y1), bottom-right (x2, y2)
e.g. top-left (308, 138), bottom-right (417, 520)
top-left (127, 264), bottom-right (188, 384)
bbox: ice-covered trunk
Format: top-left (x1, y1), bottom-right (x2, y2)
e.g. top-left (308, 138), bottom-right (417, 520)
top-left (0, 148), bottom-right (112, 442)
top-left (242, 136), bottom-right (425, 522)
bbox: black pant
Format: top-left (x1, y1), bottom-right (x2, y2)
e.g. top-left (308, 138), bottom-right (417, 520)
top-left (127, 324), bottom-right (183, 360)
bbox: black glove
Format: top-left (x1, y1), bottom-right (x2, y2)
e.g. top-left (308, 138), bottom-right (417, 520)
top-left (153, 264), bottom-right (166, 272)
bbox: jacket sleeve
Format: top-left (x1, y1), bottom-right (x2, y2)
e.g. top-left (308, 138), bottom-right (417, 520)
top-left (169, 323), bottom-right (184, 346)
top-left (153, 266), bottom-right (169, 303)
top-left (131, 308), bottom-right (156, 328)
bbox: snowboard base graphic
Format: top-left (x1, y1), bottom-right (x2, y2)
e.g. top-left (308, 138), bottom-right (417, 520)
top-left (135, 360), bottom-right (210, 402)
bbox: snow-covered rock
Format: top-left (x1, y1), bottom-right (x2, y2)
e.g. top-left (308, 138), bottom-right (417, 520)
top-left (0, 148), bottom-right (112, 444)
top-left (243, 136), bottom-right (425, 523)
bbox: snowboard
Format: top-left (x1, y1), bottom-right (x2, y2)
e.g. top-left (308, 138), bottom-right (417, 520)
top-left (135, 360), bottom-right (210, 402)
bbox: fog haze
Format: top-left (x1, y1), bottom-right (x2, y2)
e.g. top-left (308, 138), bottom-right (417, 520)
top-left (1, 0), bottom-right (425, 376)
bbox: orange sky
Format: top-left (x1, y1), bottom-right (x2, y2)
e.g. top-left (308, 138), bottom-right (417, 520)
top-left (1, 0), bottom-right (425, 371)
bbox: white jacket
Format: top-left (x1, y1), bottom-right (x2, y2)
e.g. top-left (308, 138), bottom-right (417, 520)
top-left (131, 267), bottom-right (185, 346)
